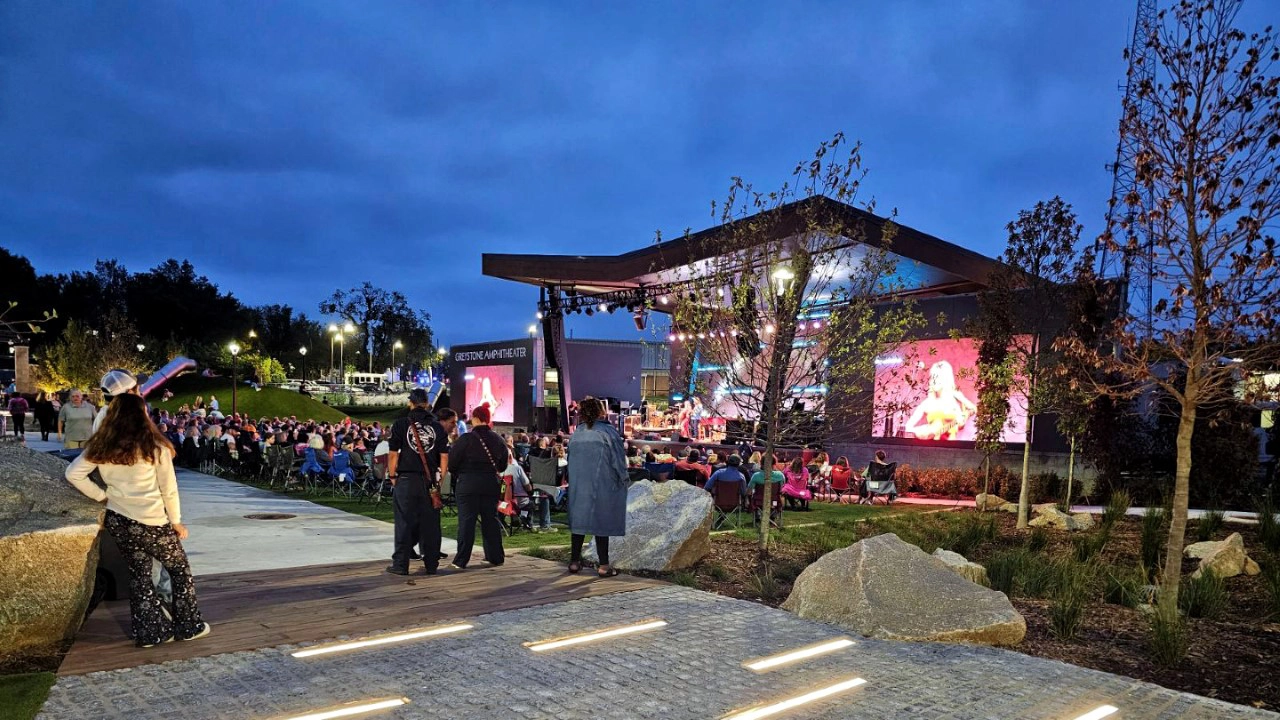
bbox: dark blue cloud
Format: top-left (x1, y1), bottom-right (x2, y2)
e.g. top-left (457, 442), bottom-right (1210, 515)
top-left (2, 1), bottom-right (1271, 347)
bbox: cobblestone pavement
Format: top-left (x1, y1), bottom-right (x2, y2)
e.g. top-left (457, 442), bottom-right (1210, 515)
top-left (41, 586), bottom-right (1275, 720)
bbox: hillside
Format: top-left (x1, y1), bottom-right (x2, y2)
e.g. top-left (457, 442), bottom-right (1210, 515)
top-left (152, 376), bottom-right (349, 423)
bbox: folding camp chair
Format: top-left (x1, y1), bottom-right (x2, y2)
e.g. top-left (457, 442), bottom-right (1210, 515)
top-left (828, 466), bottom-right (854, 502)
top-left (644, 462), bottom-right (674, 482)
top-left (861, 462), bottom-right (899, 505)
top-left (711, 479), bottom-right (745, 529)
top-left (750, 481), bottom-right (784, 529)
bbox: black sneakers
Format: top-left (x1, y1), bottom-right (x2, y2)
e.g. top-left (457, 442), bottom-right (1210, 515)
top-left (385, 565), bottom-right (409, 576)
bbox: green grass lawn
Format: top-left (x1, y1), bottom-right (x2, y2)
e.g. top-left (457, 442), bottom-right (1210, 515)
top-left (229, 477), bottom-right (567, 549)
top-left (0, 672), bottom-right (55, 720)
top-left (156, 376), bottom-right (410, 424)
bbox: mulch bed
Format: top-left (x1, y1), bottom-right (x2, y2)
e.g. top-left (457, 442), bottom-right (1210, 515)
top-left (659, 511), bottom-right (1280, 711)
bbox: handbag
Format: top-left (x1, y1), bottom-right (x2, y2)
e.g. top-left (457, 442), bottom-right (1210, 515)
top-left (409, 422), bottom-right (444, 510)
top-left (475, 431), bottom-right (516, 516)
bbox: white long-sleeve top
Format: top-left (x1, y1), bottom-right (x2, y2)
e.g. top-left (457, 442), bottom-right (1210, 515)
top-left (65, 451), bottom-right (182, 526)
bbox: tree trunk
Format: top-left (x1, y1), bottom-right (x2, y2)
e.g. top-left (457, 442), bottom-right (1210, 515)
top-left (1017, 416), bottom-right (1034, 528)
top-left (1160, 389), bottom-right (1196, 609)
top-left (760, 439), bottom-right (774, 554)
top-left (981, 454), bottom-right (991, 511)
top-left (1065, 435), bottom-right (1076, 513)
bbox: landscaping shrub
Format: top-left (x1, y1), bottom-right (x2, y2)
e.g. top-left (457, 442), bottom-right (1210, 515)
top-left (1103, 565), bottom-right (1150, 608)
top-left (1072, 530), bottom-right (1110, 563)
top-left (1139, 506), bottom-right (1167, 579)
top-left (670, 570), bottom-right (699, 588)
top-left (1257, 493), bottom-right (1280, 554)
top-left (747, 567), bottom-right (784, 603)
top-left (943, 514), bottom-right (998, 558)
top-left (1049, 559), bottom-right (1094, 640)
top-left (1179, 569), bottom-right (1229, 620)
top-left (1028, 527), bottom-right (1050, 553)
top-left (706, 563), bottom-right (731, 582)
top-left (1194, 508), bottom-right (1226, 542)
top-left (1147, 599), bottom-right (1189, 667)
top-left (1261, 558), bottom-right (1280, 621)
top-left (986, 549), bottom-right (1055, 598)
top-left (1101, 490), bottom-right (1130, 530)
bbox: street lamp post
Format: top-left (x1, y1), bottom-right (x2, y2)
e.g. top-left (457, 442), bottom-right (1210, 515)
top-left (299, 346), bottom-right (308, 384)
top-left (327, 323), bottom-right (338, 380)
top-left (338, 335), bottom-right (347, 385)
top-left (342, 321), bottom-right (357, 378)
top-left (392, 340), bottom-right (403, 385)
top-left (228, 342), bottom-right (241, 416)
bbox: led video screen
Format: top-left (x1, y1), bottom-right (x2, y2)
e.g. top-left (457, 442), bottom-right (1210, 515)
top-left (465, 365), bottom-right (515, 424)
top-left (872, 337), bottom-right (1028, 443)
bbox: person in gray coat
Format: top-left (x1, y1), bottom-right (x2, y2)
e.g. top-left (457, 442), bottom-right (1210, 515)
top-left (566, 396), bottom-right (629, 577)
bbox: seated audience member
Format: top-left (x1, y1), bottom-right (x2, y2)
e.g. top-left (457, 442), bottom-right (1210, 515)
top-left (781, 456), bottom-right (813, 510)
top-left (674, 449), bottom-right (712, 482)
top-left (505, 455), bottom-right (552, 531)
top-left (704, 454), bottom-right (748, 497)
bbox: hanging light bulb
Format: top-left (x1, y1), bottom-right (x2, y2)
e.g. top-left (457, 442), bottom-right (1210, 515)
top-left (668, 334), bottom-right (677, 342)
top-left (765, 324), bottom-right (775, 334)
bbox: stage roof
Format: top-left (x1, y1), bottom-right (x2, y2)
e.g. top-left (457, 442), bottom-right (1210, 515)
top-left (483, 196), bottom-right (1003, 302)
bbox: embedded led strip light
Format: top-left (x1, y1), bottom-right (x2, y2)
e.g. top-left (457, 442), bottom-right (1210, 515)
top-left (722, 677), bottom-right (867, 720)
top-left (525, 620), bottom-right (668, 652)
top-left (290, 624), bottom-right (473, 658)
top-left (279, 697), bottom-right (409, 720)
top-left (743, 638), bottom-right (856, 672)
top-left (1073, 706), bottom-right (1119, 720)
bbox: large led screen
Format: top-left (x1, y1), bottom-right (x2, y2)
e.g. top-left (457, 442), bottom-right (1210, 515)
top-left (872, 337), bottom-right (1028, 443)
top-left (465, 365), bottom-right (515, 424)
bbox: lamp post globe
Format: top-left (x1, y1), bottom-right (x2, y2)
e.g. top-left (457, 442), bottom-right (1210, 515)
top-left (228, 342), bottom-right (241, 416)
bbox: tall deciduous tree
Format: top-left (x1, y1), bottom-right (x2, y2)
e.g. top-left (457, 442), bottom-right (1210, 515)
top-left (669, 134), bottom-right (925, 552)
top-left (1062, 1), bottom-right (1280, 612)
top-left (983, 197), bottom-right (1081, 528)
top-left (320, 283), bottom-right (434, 377)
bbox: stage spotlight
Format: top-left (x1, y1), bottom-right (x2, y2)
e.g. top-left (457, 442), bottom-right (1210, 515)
top-left (667, 333), bottom-right (676, 342)
top-left (633, 310), bottom-right (648, 331)
top-left (598, 303), bottom-right (608, 313)
top-left (585, 306), bottom-right (595, 316)
top-left (536, 311), bottom-right (544, 320)
top-left (607, 303), bottom-right (618, 314)
top-left (659, 295), bottom-right (669, 305)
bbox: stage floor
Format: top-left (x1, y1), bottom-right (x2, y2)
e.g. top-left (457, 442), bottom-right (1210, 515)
top-left (58, 554), bottom-right (663, 676)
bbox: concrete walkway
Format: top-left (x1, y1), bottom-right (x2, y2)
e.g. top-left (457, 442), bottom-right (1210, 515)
top-left (22, 437), bottom-right (454, 575)
top-left (39, 585), bottom-right (1276, 720)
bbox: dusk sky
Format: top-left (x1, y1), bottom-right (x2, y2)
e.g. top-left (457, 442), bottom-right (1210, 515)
top-left (3, 2), bottom-right (1272, 347)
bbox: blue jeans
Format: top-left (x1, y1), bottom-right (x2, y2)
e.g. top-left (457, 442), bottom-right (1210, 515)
top-left (521, 494), bottom-right (553, 528)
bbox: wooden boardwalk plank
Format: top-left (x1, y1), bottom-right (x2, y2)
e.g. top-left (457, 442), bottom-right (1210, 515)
top-left (58, 555), bottom-right (662, 676)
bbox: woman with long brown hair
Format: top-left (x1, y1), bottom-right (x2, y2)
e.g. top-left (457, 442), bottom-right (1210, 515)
top-left (65, 394), bottom-right (210, 648)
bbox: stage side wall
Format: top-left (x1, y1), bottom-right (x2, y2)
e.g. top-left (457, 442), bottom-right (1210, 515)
top-left (565, 341), bottom-right (642, 406)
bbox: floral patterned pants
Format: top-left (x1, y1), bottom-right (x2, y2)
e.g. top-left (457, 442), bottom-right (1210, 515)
top-left (104, 511), bottom-right (204, 646)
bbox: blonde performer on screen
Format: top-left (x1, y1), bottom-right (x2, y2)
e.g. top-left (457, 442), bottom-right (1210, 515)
top-left (479, 376), bottom-right (502, 416)
top-left (903, 360), bottom-right (978, 440)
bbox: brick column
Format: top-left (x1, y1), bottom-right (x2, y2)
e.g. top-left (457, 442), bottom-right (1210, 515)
top-left (13, 345), bottom-right (32, 394)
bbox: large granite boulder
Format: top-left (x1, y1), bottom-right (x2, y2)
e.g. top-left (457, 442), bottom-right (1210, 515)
top-left (1190, 532), bottom-right (1250, 579)
top-left (932, 548), bottom-right (989, 586)
top-left (974, 493), bottom-right (1007, 511)
top-left (0, 440), bottom-right (104, 670)
top-left (782, 533), bottom-right (1025, 646)
top-left (584, 480), bottom-right (712, 571)
top-left (1027, 506), bottom-right (1094, 531)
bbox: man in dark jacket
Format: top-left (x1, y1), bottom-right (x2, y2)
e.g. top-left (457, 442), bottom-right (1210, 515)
top-left (386, 389), bottom-right (454, 576)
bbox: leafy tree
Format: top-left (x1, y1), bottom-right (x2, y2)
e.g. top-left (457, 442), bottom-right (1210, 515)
top-left (982, 197), bottom-right (1081, 528)
top-left (40, 316), bottom-right (144, 394)
top-left (1061, 0), bottom-right (1280, 613)
top-left (969, 257), bottom-right (1017, 503)
top-left (668, 133), bottom-right (925, 552)
top-left (319, 282), bottom-right (434, 376)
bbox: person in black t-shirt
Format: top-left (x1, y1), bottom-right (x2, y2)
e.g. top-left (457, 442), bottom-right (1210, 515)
top-left (385, 389), bottom-right (455, 575)
top-left (446, 404), bottom-right (510, 569)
